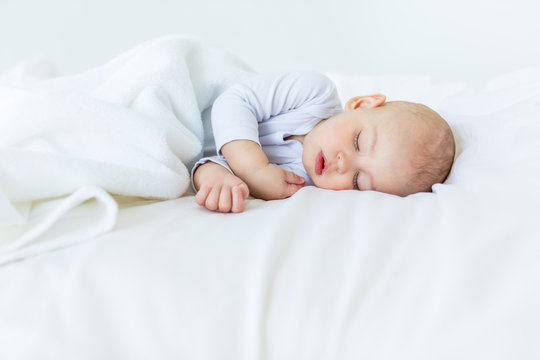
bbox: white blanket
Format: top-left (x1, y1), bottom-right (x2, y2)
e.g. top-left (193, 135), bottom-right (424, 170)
top-left (0, 36), bottom-right (252, 263)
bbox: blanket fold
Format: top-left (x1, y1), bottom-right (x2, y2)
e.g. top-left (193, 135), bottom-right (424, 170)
top-left (0, 35), bottom-right (254, 263)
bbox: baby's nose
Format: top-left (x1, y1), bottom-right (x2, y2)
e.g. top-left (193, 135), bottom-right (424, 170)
top-left (337, 151), bottom-right (347, 174)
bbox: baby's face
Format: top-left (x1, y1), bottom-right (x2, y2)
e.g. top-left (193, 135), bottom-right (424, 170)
top-left (302, 96), bottom-right (422, 196)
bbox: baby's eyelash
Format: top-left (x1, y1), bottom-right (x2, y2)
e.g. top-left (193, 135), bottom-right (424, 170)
top-left (353, 172), bottom-right (359, 190)
top-left (353, 132), bottom-right (360, 190)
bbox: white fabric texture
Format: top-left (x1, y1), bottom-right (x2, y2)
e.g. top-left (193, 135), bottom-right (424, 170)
top-left (1, 56), bottom-right (540, 359)
top-left (0, 36), bottom-right (253, 263)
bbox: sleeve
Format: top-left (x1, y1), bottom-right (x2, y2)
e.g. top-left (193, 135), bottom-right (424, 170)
top-left (211, 70), bottom-right (340, 155)
top-left (190, 155), bottom-right (233, 193)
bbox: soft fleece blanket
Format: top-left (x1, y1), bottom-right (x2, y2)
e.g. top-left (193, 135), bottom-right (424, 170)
top-left (0, 36), bottom-right (253, 264)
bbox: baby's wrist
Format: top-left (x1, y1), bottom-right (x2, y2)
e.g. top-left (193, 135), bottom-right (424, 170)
top-left (240, 163), bottom-right (269, 182)
top-left (240, 164), bottom-right (280, 198)
top-left (193, 162), bottom-right (231, 190)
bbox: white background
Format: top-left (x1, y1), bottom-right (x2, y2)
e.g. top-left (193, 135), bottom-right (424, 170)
top-left (1, 0), bottom-right (540, 86)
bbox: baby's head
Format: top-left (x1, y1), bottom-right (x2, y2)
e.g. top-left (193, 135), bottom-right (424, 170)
top-left (301, 94), bottom-right (455, 196)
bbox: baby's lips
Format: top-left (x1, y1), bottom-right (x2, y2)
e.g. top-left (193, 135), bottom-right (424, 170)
top-left (315, 151), bottom-right (324, 175)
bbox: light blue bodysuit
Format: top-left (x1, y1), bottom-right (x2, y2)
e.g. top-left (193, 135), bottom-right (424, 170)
top-left (190, 70), bottom-right (344, 189)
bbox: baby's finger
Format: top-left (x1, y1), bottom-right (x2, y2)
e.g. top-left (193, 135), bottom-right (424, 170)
top-left (205, 185), bottom-right (222, 211)
top-left (236, 182), bottom-right (249, 199)
top-left (284, 182), bottom-right (304, 198)
top-left (195, 185), bottom-right (211, 206)
top-left (218, 186), bottom-right (232, 212)
top-left (285, 171), bottom-right (305, 185)
top-left (231, 185), bottom-right (247, 213)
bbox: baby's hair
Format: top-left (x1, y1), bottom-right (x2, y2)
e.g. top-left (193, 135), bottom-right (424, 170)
top-left (384, 101), bottom-right (455, 193)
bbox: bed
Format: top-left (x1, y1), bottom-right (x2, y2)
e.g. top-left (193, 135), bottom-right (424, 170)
top-left (1, 37), bottom-right (539, 359)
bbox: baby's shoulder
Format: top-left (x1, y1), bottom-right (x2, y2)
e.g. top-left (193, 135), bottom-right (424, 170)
top-left (283, 70), bottom-right (336, 89)
top-left (243, 70), bottom-right (335, 90)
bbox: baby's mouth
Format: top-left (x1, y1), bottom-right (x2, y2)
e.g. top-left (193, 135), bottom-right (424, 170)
top-left (315, 151), bottom-right (326, 175)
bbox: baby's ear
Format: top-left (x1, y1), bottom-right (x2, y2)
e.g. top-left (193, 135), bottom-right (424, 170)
top-left (345, 94), bottom-right (386, 111)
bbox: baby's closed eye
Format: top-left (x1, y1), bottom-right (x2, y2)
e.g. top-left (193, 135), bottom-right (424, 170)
top-left (354, 131), bottom-right (361, 151)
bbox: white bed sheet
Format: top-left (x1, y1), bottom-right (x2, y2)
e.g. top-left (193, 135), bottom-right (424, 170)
top-left (1, 69), bottom-right (539, 359)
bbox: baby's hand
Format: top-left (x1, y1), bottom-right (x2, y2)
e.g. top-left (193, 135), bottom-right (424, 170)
top-left (245, 164), bottom-right (305, 200)
top-left (195, 171), bottom-right (250, 213)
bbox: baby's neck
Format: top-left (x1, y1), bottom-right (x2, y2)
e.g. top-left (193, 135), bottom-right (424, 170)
top-left (284, 134), bottom-right (305, 143)
top-left (284, 118), bottom-right (328, 145)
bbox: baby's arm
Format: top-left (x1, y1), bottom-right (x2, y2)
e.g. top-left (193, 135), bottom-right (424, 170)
top-left (220, 139), bottom-right (305, 200)
top-left (194, 161), bottom-right (249, 213)
top-left (210, 71), bottom-right (338, 202)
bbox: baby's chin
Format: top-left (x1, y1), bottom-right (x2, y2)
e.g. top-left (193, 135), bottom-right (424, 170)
top-left (306, 175), bottom-right (324, 189)
top-left (312, 180), bottom-right (326, 189)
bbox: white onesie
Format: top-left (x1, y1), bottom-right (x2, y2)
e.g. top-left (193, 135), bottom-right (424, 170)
top-left (190, 70), bottom-right (343, 190)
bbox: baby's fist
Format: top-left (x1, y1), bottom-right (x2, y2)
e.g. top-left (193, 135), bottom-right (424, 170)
top-left (246, 164), bottom-right (305, 200)
top-left (195, 172), bottom-right (249, 213)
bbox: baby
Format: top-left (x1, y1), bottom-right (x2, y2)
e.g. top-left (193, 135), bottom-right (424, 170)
top-left (192, 71), bottom-right (455, 213)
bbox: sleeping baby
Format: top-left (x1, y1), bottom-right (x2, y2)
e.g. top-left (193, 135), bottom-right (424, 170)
top-left (192, 71), bottom-right (455, 213)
